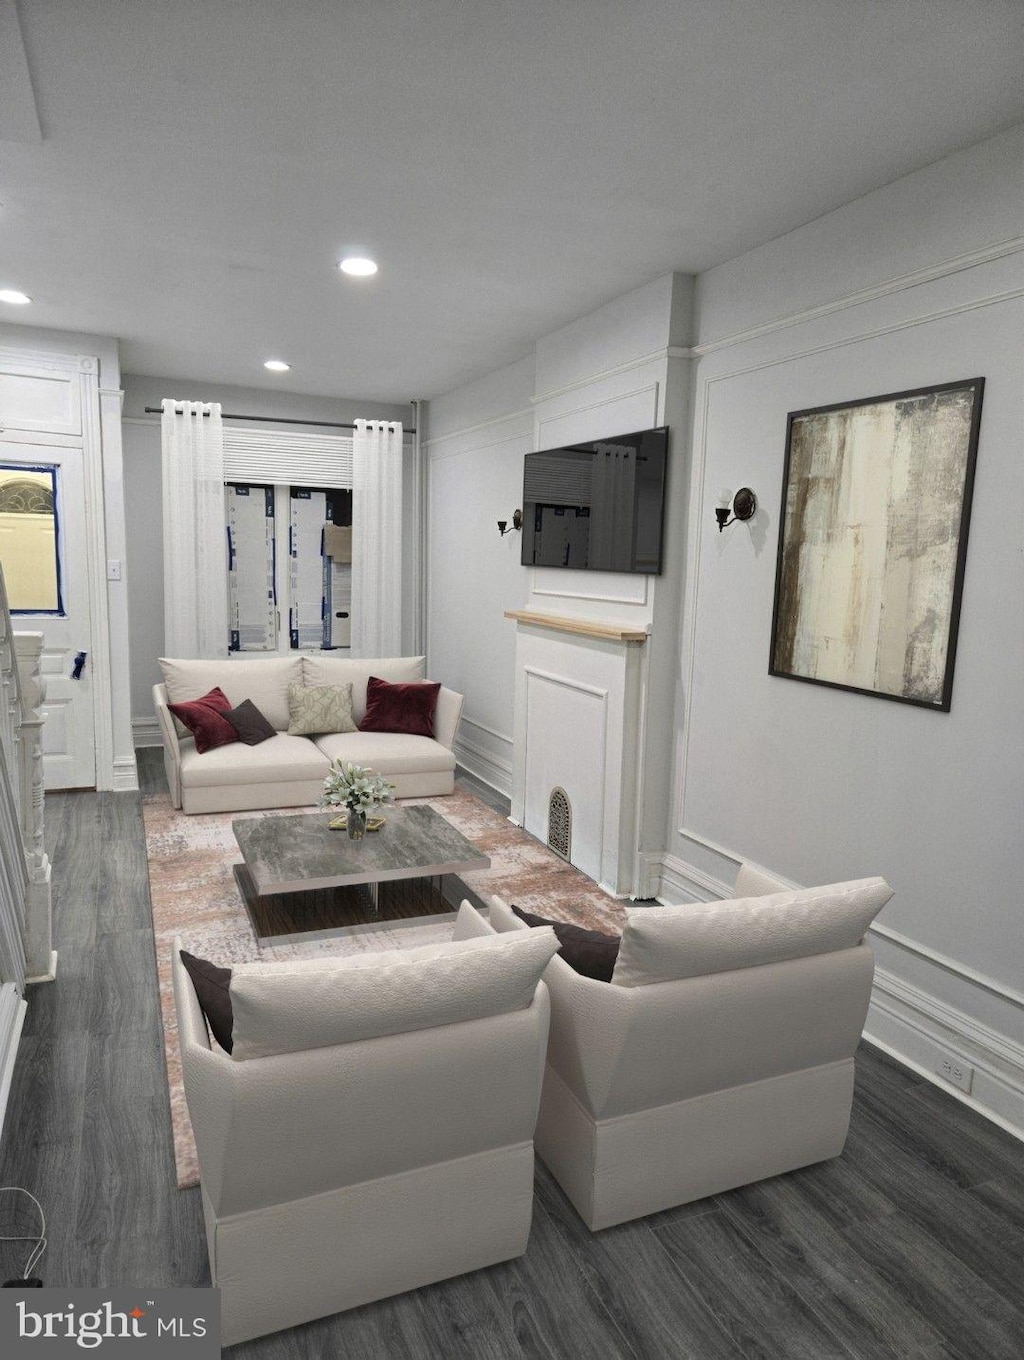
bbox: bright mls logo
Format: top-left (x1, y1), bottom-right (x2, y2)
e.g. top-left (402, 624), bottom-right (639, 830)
top-left (1, 1288), bottom-right (219, 1355)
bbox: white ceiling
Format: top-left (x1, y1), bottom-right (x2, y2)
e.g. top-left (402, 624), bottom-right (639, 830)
top-left (1, 0), bottom-right (1021, 401)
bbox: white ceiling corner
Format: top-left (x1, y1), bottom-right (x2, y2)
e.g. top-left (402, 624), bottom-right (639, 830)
top-left (0, 0), bottom-right (42, 144)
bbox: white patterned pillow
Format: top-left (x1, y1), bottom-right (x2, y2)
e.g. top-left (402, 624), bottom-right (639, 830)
top-left (286, 683), bottom-right (356, 736)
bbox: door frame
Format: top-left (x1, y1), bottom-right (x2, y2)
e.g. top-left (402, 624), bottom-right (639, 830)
top-left (0, 346), bottom-right (114, 790)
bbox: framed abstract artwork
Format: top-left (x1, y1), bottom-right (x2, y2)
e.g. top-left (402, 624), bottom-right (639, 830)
top-left (769, 377), bottom-right (984, 711)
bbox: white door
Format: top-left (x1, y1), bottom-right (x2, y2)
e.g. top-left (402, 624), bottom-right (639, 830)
top-left (0, 443), bottom-right (95, 790)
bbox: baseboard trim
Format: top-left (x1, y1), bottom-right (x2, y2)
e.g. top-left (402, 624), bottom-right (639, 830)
top-left (652, 850), bottom-right (727, 903)
top-left (131, 716), bottom-right (162, 748)
top-left (453, 733), bottom-right (513, 800)
top-left (112, 756), bottom-right (139, 792)
top-left (864, 969), bottom-right (1024, 1142)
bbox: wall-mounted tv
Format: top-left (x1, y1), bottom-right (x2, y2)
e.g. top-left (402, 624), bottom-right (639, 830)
top-left (521, 425), bottom-right (668, 574)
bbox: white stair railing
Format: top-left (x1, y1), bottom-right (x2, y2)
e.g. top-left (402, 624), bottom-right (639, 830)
top-left (0, 563), bottom-right (54, 1139)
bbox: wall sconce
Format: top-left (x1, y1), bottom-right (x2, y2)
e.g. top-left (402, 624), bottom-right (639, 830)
top-left (715, 488), bottom-right (757, 532)
top-left (498, 509), bottom-right (523, 536)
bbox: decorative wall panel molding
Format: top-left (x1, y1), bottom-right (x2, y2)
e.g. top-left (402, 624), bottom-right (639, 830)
top-left (693, 236), bottom-right (1024, 358)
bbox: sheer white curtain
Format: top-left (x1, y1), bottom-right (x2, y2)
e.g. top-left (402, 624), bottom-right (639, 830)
top-left (161, 399), bottom-right (228, 657)
top-left (351, 419), bottom-right (403, 656)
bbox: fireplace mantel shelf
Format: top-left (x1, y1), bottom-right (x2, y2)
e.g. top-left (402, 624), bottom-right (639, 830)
top-left (504, 610), bottom-right (649, 643)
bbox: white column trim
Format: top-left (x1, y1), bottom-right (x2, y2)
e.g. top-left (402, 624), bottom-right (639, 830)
top-left (79, 363), bottom-right (115, 790)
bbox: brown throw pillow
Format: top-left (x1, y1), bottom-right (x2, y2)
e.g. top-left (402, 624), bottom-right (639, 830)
top-left (224, 698), bottom-right (276, 745)
top-left (179, 950), bottom-right (234, 1053)
top-left (360, 676), bottom-right (441, 737)
top-left (511, 905), bottom-right (621, 982)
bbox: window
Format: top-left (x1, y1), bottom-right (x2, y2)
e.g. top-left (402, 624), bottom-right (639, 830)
top-left (225, 483), bottom-right (352, 653)
top-left (0, 464), bottom-right (63, 614)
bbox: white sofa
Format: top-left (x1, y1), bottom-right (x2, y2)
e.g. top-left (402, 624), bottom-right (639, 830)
top-left (482, 863), bottom-right (893, 1230)
top-left (172, 905), bottom-right (556, 1347)
top-left (154, 654), bottom-right (463, 813)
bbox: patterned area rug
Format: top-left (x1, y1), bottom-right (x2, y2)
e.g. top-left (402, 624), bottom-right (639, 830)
top-left (142, 787), bottom-right (627, 1189)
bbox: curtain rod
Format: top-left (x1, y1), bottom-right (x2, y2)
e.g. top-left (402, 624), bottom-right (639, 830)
top-left (144, 407), bottom-right (416, 434)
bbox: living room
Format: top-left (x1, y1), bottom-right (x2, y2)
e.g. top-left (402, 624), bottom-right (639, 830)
top-left (0, 2), bottom-right (1021, 1356)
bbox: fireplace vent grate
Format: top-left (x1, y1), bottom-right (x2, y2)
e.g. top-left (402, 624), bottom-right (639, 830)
top-left (547, 787), bottom-right (571, 861)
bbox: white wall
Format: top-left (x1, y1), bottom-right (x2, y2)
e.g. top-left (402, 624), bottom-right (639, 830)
top-left (121, 377), bottom-right (409, 736)
top-left (423, 124), bottom-right (1023, 1136)
top-left (666, 123), bottom-right (1024, 1135)
top-left (425, 355), bottom-right (535, 794)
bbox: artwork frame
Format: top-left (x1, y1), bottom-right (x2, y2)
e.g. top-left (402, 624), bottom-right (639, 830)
top-left (769, 377), bottom-right (984, 712)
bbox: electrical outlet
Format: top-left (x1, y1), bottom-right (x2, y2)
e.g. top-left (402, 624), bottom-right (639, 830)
top-left (937, 1053), bottom-right (974, 1093)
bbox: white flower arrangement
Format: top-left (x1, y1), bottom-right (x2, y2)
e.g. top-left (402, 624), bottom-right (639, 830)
top-left (320, 760), bottom-right (395, 813)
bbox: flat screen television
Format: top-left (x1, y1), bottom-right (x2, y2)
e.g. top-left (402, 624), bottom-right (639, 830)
top-left (521, 425), bottom-right (668, 574)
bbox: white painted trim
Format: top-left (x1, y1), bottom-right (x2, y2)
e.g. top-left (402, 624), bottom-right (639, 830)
top-left (523, 665), bottom-right (609, 701)
top-left (0, 345), bottom-right (86, 374)
top-left (428, 422), bottom-right (532, 463)
top-left (423, 406), bottom-right (533, 450)
top-left (705, 287), bottom-right (1024, 385)
top-left (651, 850), bottom-right (726, 903)
top-left (531, 346), bottom-right (692, 406)
top-left (865, 969), bottom-right (1024, 1141)
top-left (535, 381), bottom-right (660, 435)
top-left (870, 922), bottom-right (1024, 1009)
top-left (25, 949), bottom-right (58, 985)
top-left (693, 236), bottom-right (1024, 357)
top-left (460, 714), bottom-right (514, 747)
top-left (530, 576), bottom-right (649, 607)
top-left (78, 363), bottom-right (115, 791)
top-left (453, 732), bottom-right (513, 799)
top-left (112, 757), bottom-right (139, 792)
top-left (131, 717), bottom-right (162, 748)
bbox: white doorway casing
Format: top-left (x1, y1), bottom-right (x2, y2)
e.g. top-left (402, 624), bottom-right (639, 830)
top-left (0, 347), bottom-right (120, 790)
top-left (509, 615), bottom-right (647, 897)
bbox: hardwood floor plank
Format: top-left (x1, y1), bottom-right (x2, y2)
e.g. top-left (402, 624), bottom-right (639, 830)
top-left (967, 1175), bottom-right (1024, 1237)
top-left (842, 1209), bottom-right (1024, 1360)
top-left (838, 1100), bottom-right (1024, 1312)
top-left (850, 1072), bottom-right (1016, 1191)
top-left (718, 1174), bottom-right (950, 1358)
top-left (481, 1192), bottom-right (638, 1360)
top-left (653, 1206), bottom-right (854, 1360)
top-left (534, 1164), bottom-right (744, 1359)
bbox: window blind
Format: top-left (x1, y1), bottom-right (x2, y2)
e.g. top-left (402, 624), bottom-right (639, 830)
top-left (223, 427), bottom-right (354, 489)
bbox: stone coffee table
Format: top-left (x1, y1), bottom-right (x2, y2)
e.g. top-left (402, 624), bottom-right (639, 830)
top-left (232, 804), bottom-right (491, 944)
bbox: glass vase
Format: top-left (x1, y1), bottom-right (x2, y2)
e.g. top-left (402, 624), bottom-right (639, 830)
top-left (346, 807), bottom-right (367, 840)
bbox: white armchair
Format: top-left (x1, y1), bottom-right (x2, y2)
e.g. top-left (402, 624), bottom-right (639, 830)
top-left (485, 865), bottom-right (892, 1230)
top-left (172, 906), bottom-right (556, 1346)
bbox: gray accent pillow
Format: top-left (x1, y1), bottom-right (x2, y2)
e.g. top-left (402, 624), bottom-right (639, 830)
top-left (224, 698), bottom-right (276, 746)
top-left (287, 683), bottom-right (357, 736)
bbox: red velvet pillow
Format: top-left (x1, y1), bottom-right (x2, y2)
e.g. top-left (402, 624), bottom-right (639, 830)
top-left (167, 686), bottom-right (237, 754)
top-left (359, 676), bottom-right (441, 737)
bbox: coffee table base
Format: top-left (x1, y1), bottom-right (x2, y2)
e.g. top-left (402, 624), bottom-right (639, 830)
top-left (233, 864), bottom-right (453, 945)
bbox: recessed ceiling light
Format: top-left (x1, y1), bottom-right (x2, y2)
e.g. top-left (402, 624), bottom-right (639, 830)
top-left (0, 289), bottom-right (32, 306)
top-left (263, 359), bottom-right (291, 372)
top-left (339, 256), bottom-right (378, 277)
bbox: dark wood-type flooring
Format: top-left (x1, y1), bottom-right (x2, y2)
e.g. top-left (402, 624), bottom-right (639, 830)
top-left (0, 747), bottom-right (1021, 1357)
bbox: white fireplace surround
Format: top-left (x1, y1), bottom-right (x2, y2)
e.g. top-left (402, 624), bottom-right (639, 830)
top-left (507, 612), bottom-right (648, 897)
